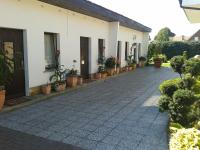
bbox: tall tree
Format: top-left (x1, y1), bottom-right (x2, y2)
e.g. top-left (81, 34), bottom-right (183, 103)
top-left (154, 27), bottom-right (175, 42)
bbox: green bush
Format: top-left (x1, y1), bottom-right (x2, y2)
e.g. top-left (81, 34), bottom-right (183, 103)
top-left (158, 95), bottom-right (172, 112)
top-left (170, 56), bottom-right (185, 78)
top-left (147, 41), bottom-right (200, 60)
top-left (182, 74), bottom-right (196, 90)
top-left (184, 58), bottom-right (200, 78)
top-left (159, 78), bottom-right (181, 97)
top-left (193, 80), bottom-right (200, 94)
top-left (105, 57), bottom-right (116, 68)
top-left (170, 127), bottom-right (200, 150)
top-left (169, 89), bottom-right (196, 126)
top-left (183, 51), bottom-right (188, 60)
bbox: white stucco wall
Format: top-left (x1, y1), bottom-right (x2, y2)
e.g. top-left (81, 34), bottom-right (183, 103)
top-left (0, 0), bottom-right (150, 94)
top-left (118, 26), bottom-right (149, 66)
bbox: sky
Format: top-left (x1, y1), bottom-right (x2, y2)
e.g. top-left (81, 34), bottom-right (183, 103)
top-left (90, 0), bottom-right (200, 39)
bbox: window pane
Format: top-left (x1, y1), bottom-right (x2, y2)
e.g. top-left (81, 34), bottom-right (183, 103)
top-left (125, 42), bottom-right (129, 60)
top-left (44, 33), bottom-right (56, 69)
top-left (98, 39), bottom-right (104, 58)
top-left (4, 42), bottom-right (14, 73)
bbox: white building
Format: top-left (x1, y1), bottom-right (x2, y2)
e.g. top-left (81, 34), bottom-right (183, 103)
top-left (0, 0), bottom-right (151, 98)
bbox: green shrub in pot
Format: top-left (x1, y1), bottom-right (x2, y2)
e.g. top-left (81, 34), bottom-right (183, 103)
top-left (105, 57), bottom-right (116, 76)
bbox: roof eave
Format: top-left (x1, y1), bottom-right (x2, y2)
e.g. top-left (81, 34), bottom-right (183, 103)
top-left (38, 0), bottom-right (151, 33)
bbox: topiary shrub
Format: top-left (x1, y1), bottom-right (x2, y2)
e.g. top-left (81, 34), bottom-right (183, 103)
top-left (169, 89), bottom-right (196, 126)
top-left (193, 80), bottom-right (200, 94)
top-left (170, 56), bottom-right (185, 78)
top-left (184, 58), bottom-right (200, 78)
top-left (183, 51), bottom-right (188, 60)
top-left (158, 95), bottom-right (172, 112)
top-left (159, 78), bottom-right (182, 97)
top-left (182, 74), bottom-right (196, 90)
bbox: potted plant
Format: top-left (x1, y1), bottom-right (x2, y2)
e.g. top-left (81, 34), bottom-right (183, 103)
top-left (66, 60), bottom-right (79, 87)
top-left (95, 56), bottom-right (106, 79)
top-left (97, 66), bottom-right (107, 79)
top-left (116, 60), bottom-right (120, 74)
top-left (66, 68), bottom-right (78, 87)
top-left (153, 55), bottom-right (163, 68)
top-left (130, 60), bottom-right (137, 71)
top-left (41, 82), bottom-right (51, 95)
top-left (77, 75), bottom-right (83, 85)
top-left (50, 65), bottom-right (66, 92)
top-left (0, 86), bottom-right (5, 110)
top-left (105, 56), bottom-right (116, 76)
top-left (127, 55), bottom-right (133, 71)
top-left (139, 56), bottom-right (146, 67)
top-left (0, 48), bottom-right (13, 110)
top-left (94, 71), bottom-right (102, 79)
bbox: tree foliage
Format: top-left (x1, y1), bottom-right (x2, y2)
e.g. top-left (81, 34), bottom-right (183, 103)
top-left (154, 27), bottom-right (175, 42)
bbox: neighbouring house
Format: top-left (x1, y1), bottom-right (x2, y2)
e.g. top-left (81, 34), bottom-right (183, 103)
top-left (0, 0), bottom-right (151, 99)
top-left (188, 29), bottom-right (200, 41)
top-left (170, 35), bottom-right (190, 41)
top-left (178, 0), bottom-right (200, 23)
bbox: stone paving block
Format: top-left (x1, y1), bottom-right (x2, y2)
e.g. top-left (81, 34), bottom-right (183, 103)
top-left (114, 145), bottom-right (132, 150)
top-left (102, 135), bottom-right (122, 145)
top-left (76, 139), bottom-right (98, 150)
top-left (82, 124), bottom-right (98, 132)
top-left (71, 129), bottom-right (91, 138)
top-left (118, 138), bottom-right (140, 150)
top-left (62, 135), bottom-right (82, 145)
top-left (47, 132), bottom-right (68, 142)
top-left (94, 142), bottom-right (116, 150)
top-left (103, 121), bottom-right (119, 128)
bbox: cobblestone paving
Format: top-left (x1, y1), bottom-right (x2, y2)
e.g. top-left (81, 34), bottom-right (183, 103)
top-left (0, 67), bottom-right (177, 150)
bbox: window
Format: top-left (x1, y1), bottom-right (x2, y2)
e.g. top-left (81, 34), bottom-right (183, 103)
top-left (98, 39), bottom-right (105, 59)
top-left (44, 33), bottom-right (57, 70)
top-left (138, 43), bottom-right (141, 58)
top-left (117, 41), bottom-right (122, 60)
top-left (125, 42), bottom-right (129, 60)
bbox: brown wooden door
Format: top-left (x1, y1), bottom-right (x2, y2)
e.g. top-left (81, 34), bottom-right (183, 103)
top-left (0, 28), bottom-right (25, 99)
top-left (80, 37), bottom-right (89, 79)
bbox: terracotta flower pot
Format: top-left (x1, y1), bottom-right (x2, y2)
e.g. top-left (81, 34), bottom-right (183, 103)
top-left (116, 68), bottom-right (120, 74)
top-left (128, 67), bottom-right (133, 71)
top-left (154, 60), bottom-right (162, 68)
top-left (101, 73), bottom-right (107, 79)
top-left (78, 77), bottom-right (83, 85)
top-left (0, 90), bottom-right (5, 110)
top-left (132, 64), bottom-right (137, 71)
top-left (125, 66), bottom-right (129, 72)
top-left (41, 84), bottom-right (51, 95)
top-left (139, 61), bottom-right (145, 67)
top-left (95, 73), bottom-right (102, 79)
top-left (67, 76), bottom-right (78, 87)
top-left (120, 68), bottom-right (124, 73)
top-left (55, 83), bottom-right (66, 92)
top-left (107, 68), bottom-right (115, 76)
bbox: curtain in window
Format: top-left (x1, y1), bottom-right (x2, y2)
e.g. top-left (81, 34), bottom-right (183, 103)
top-left (44, 33), bottom-right (56, 69)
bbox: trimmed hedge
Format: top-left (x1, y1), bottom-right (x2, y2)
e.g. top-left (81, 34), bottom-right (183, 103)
top-left (148, 41), bottom-right (200, 60)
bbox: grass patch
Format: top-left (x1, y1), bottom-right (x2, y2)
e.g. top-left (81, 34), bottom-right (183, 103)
top-left (162, 62), bottom-right (171, 68)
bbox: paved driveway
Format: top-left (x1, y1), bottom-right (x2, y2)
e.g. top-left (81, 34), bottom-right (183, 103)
top-left (0, 67), bottom-right (177, 150)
